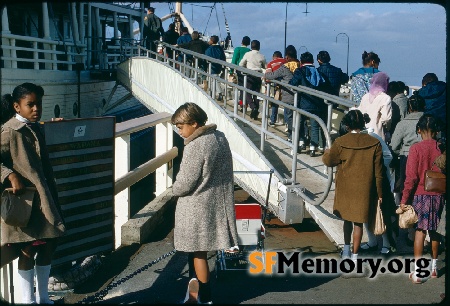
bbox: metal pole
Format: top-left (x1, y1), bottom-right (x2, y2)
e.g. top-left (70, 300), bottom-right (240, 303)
top-left (346, 35), bottom-right (350, 76)
top-left (284, 3), bottom-right (288, 54)
top-left (87, 3), bottom-right (92, 69)
top-left (335, 33), bottom-right (349, 76)
top-left (140, 2), bottom-right (145, 42)
top-left (77, 65), bottom-right (81, 118)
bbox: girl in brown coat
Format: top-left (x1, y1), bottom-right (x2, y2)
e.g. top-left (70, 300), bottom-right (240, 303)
top-left (322, 110), bottom-right (383, 261)
top-left (1, 83), bottom-right (65, 304)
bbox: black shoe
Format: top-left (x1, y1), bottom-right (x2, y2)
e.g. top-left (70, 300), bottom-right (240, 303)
top-left (268, 122), bottom-right (276, 127)
top-left (250, 109), bottom-right (258, 120)
top-left (309, 150), bottom-right (316, 157)
top-left (299, 144), bottom-right (306, 152)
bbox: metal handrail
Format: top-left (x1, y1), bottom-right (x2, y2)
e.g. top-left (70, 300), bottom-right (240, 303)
top-left (127, 42), bottom-right (345, 206)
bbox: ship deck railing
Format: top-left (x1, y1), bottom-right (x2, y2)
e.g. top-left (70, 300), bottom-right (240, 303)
top-left (0, 33), bottom-right (143, 72)
top-left (1, 33), bottom-right (87, 71)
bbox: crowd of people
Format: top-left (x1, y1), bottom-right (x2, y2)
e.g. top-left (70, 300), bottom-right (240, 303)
top-left (164, 31), bottom-right (447, 289)
top-left (323, 68), bottom-right (446, 285)
top-left (1, 21), bottom-right (446, 304)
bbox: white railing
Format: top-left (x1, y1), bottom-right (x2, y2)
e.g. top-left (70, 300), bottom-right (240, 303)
top-left (0, 33), bottom-right (86, 71)
top-left (0, 112), bottom-right (177, 303)
top-left (0, 34), bottom-right (144, 71)
top-left (84, 37), bottom-right (141, 70)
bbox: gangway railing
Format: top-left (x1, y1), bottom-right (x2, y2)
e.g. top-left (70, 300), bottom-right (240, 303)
top-left (126, 41), bottom-right (357, 207)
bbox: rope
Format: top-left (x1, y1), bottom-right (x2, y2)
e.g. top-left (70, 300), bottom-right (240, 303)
top-left (202, 5), bottom-right (215, 36)
top-left (221, 3), bottom-right (231, 38)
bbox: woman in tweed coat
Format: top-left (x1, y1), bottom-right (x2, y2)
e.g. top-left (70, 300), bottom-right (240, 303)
top-left (1, 83), bottom-right (65, 304)
top-left (322, 110), bottom-right (383, 262)
top-left (171, 102), bottom-right (239, 304)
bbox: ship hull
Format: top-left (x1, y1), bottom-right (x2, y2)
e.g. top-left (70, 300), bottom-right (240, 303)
top-left (1, 68), bottom-right (139, 121)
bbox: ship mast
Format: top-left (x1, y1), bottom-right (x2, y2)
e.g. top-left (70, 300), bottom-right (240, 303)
top-left (174, 2), bottom-right (182, 34)
top-left (175, 2), bottom-right (194, 34)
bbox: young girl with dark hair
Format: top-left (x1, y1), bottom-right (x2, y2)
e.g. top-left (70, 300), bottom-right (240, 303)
top-left (1, 83), bottom-right (65, 303)
top-left (323, 109), bottom-right (383, 263)
top-left (400, 114), bottom-right (444, 284)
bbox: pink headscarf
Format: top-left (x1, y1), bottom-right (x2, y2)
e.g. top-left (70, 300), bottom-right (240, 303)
top-left (368, 72), bottom-right (389, 103)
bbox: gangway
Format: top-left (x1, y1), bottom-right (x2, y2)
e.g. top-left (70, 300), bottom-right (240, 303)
top-left (114, 42), bottom-right (359, 250)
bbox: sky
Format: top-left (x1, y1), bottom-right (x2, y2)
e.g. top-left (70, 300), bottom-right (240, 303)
top-left (132, 1), bottom-right (446, 88)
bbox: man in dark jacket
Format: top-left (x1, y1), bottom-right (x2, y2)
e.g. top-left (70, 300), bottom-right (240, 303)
top-left (144, 7), bottom-right (164, 57)
top-left (289, 52), bottom-right (329, 156)
top-left (163, 23), bottom-right (179, 59)
top-left (205, 35), bottom-right (226, 100)
top-left (177, 31), bottom-right (210, 71)
top-left (176, 27), bottom-right (192, 63)
top-left (316, 50), bottom-right (349, 97)
top-left (417, 73), bottom-right (446, 137)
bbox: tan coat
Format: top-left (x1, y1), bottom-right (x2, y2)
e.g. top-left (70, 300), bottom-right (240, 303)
top-left (1, 118), bottom-right (65, 245)
top-left (322, 133), bottom-right (383, 223)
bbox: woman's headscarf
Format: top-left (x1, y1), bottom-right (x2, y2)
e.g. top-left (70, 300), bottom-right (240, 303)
top-left (368, 72), bottom-right (390, 103)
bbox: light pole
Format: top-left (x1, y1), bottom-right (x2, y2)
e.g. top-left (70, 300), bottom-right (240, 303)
top-left (298, 45), bottom-right (308, 56)
top-left (284, 3), bottom-right (288, 54)
top-left (335, 32), bottom-right (349, 76)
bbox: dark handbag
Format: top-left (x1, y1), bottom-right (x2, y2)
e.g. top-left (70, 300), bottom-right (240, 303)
top-left (1, 187), bottom-right (37, 227)
top-left (424, 163), bottom-right (446, 194)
